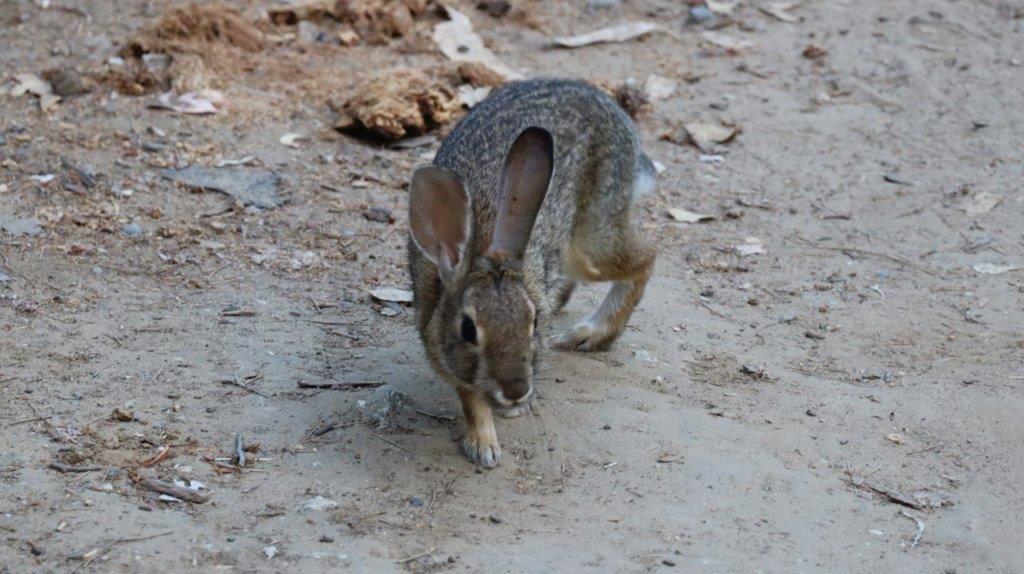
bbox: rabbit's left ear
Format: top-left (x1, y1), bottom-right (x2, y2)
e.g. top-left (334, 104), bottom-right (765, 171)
top-left (486, 127), bottom-right (554, 263)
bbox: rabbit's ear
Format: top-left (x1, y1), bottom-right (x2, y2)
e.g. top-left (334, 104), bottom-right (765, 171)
top-left (487, 127), bottom-right (554, 262)
top-left (409, 166), bottom-right (471, 283)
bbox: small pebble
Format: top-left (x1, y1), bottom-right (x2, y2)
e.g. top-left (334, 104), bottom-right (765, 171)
top-left (489, 514), bottom-right (503, 524)
top-left (319, 534), bottom-right (334, 543)
top-left (686, 5), bottom-right (714, 26)
top-left (122, 222), bottom-right (141, 237)
top-left (602, 424), bottom-right (612, 430)
top-left (586, 0), bottom-right (620, 9)
top-left (699, 286), bottom-right (714, 298)
top-left (410, 496), bottom-right (424, 507)
top-left (663, 558), bottom-right (677, 567)
top-left (806, 409), bottom-right (817, 417)
top-left (142, 142), bottom-right (165, 153)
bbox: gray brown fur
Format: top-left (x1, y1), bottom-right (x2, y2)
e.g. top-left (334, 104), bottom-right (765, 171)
top-left (407, 79), bottom-right (657, 468)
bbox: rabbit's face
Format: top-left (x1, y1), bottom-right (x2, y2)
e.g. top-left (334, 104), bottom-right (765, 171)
top-left (452, 260), bottom-right (537, 407)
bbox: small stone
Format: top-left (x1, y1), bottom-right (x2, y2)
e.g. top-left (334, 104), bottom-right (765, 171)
top-left (111, 408), bottom-right (134, 422)
top-left (319, 534), bottom-right (334, 543)
top-left (586, 0), bottom-right (620, 9)
top-left (663, 559), bottom-right (677, 567)
top-left (409, 496), bottom-right (424, 507)
top-left (489, 514), bottom-right (503, 523)
top-left (362, 207), bottom-right (395, 224)
top-left (805, 409), bottom-right (817, 417)
top-left (122, 222), bottom-right (141, 237)
top-left (686, 5), bottom-right (715, 26)
top-left (602, 424), bottom-right (612, 430)
top-left (699, 286), bottom-right (714, 298)
top-left (142, 142), bottom-right (165, 153)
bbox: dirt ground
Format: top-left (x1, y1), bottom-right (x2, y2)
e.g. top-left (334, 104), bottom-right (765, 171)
top-left (2, 0), bottom-right (1023, 572)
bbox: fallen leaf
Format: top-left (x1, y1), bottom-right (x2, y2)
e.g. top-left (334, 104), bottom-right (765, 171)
top-left (961, 192), bottom-right (1001, 216)
top-left (215, 156), bottom-right (257, 167)
top-left (457, 84), bottom-right (491, 108)
top-left (370, 287), bottom-right (414, 304)
top-left (736, 237), bottom-right (764, 257)
top-left (667, 208), bottom-right (715, 223)
top-left (11, 73), bottom-right (60, 111)
top-left (11, 73), bottom-right (52, 97)
top-left (279, 133), bottom-right (307, 148)
top-left (759, 1), bottom-right (802, 22)
top-left (433, 7), bottom-right (522, 80)
top-left (802, 43), bottom-right (828, 60)
top-left (645, 74), bottom-right (677, 101)
top-left (553, 22), bottom-right (659, 48)
top-left (701, 31), bottom-right (754, 53)
top-left (705, 0), bottom-right (738, 14)
top-left (149, 90), bottom-right (223, 115)
top-left (972, 263), bottom-right (1022, 275)
top-left (684, 122), bottom-right (739, 153)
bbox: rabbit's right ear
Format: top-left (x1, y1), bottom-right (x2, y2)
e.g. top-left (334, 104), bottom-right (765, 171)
top-left (409, 166), bottom-right (471, 283)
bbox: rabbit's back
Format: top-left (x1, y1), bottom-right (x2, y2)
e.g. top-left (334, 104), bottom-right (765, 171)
top-left (435, 79), bottom-right (649, 255)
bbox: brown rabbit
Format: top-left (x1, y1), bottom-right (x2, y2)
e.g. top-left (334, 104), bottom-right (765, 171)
top-left (408, 79), bottom-right (656, 467)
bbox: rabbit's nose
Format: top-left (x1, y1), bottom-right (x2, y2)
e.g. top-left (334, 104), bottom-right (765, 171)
top-left (499, 381), bottom-right (532, 403)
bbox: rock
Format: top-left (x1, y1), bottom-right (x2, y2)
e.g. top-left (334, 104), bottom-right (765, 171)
top-left (586, 0), bottom-right (620, 9)
top-left (687, 5), bottom-right (715, 26)
top-left (362, 207), bottom-right (394, 224)
top-left (142, 142), bottom-right (165, 153)
top-left (319, 534), bottom-right (334, 543)
top-left (299, 496), bottom-right (338, 512)
top-left (111, 408), bottom-right (134, 422)
top-left (122, 222), bottom-right (142, 236)
top-left (42, 68), bottom-right (90, 97)
top-left (0, 215), bottom-right (42, 237)
top-left (161, 166), bottom-right (284, 209)
top-left (410, 496), bottom-right (424, 507)
top-left (476, 0), bottom-right (511, 17)
top-left (0, 270), bottom-right (9, 283)
top-left (489, 514), bottom-right (504, 523)
top-left (358, 385), bottom-right (415, 430)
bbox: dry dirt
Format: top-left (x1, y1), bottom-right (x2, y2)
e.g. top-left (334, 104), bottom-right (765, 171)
top-left (2, 0), bottom-right (1023, 572)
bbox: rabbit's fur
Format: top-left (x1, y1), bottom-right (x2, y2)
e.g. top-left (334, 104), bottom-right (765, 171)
top-left (408, 79), bottom-right (656, 467)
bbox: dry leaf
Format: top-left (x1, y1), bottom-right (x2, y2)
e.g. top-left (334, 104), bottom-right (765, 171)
top-left (553, 22), bottom-right (659, 48)
top-left (150, 90), bottom-right (223, 115)
top-left (735, 238), bottom-right (764, 257)
top-left (667, 208), bottom-right (715, 223)
top-left (279, 133), bottom-right (307, 148)
top-left (961, 192), bottom-right (1002, 216)
top-left (701, 31), bottom-right (754, 53)
top-left (433, 7), bottom-right (522, 80)
top-left (370, 287), bottom-right (414, 304)
top-left (645, 74), bottom-right (677, 101)
top-left (684, 122), bottom-right (739, 153)
top-left (972, 263), bottom-right (1021, 275)
top-left (705, 0), bottom-right (739, 14)
top-left (11, 73), bottom-right (60, 111)
top-left (759, 1), bottom-right (802, 23)
top-left (457, 84), bottom-right (491, 108)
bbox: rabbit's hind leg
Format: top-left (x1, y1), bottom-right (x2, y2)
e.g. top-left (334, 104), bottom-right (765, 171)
top-left (555, 232), bottom-right (654, 352)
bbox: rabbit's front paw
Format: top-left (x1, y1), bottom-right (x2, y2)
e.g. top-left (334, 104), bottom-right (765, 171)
top-left (460, 433), bottom-right (502, 468)
top-left (553, 322), bottom-right (614, 352)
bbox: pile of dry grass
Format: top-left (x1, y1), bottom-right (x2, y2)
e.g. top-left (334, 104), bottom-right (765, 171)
top-left (269, 0), bottom-right (436, 44)
top-left (333, 66), bottom-right (460, 140)
top-left (110, 3), bottom-right (266, 95)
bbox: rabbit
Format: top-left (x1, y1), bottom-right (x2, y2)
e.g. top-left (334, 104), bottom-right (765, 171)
top-left (407, 79), bottom-right (657, 468)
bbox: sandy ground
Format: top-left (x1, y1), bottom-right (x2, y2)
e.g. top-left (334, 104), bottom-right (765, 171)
top-left (2, 0), bottom-right (1023, 572)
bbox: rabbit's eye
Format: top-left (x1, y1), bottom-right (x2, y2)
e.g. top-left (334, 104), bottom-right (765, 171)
top-left (460, 315), bottom-right (477, 345)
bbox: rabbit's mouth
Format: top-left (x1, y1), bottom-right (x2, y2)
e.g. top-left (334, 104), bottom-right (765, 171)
top-left (488, 386), bottom-right (533, 409)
